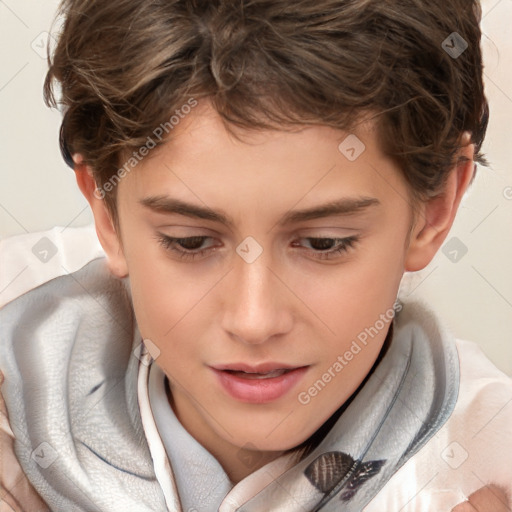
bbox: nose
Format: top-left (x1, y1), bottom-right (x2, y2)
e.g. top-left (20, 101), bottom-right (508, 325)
top-left (221, 249), bottom-right (294, 345)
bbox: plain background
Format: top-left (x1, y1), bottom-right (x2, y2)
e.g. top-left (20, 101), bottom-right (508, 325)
top-left (0, 0), bottom-right (511, 376)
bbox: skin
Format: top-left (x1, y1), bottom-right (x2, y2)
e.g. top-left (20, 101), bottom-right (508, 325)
top-left (75, 100), bottom-right (476, 486)
top-left (451, 485), bottom-right (511, 512)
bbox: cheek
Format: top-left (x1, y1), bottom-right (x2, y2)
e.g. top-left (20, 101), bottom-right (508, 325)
top-left (128, 269), bottom-right (212, 382)
top-left (125, 251), bottom-right (223, 378)
top-left (125, 247), bottom-right (203, 342)
top-left (298, 239), bottom-right (404, 334)
top-left (295, 251), bottom-right (404, 424)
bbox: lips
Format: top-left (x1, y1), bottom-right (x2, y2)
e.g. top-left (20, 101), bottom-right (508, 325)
top-left (223, 368), bottom-right (293, 380)
top-left (213, 362), bottom-right (300, 374)
top-left (211, 363), bottom-right (309, 403)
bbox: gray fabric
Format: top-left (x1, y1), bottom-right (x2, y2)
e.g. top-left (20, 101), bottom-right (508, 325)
top-left (0, 257), bottom-right (460, 511)
top-left (148, 363), bottom-right (233, 512)
top-left (0, 258), bottom-right (166, 511)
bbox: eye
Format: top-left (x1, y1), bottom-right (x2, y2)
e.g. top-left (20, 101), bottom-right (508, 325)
top-left (156, 235), bottom-right (217, 261)
top-left (156, 234), bottom-right (359, 262)
top-left (292, 236), bottom-right (359, 260)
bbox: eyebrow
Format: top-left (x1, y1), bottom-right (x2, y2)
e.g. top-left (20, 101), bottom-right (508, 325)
top-left (139, 195), bottom-right (380, 228)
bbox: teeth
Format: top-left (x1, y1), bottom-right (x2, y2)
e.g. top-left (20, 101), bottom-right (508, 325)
top-left (229, 369), bottom-right (291, 379)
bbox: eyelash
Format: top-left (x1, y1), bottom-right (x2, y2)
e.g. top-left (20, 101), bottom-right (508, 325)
top-left (156, 234), bottom-right (359, 261)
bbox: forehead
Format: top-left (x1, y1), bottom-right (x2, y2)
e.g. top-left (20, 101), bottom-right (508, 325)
top-left (146, 101), bottom-right (379, 164)
top-left (117, 101), bottom-right (410, 219)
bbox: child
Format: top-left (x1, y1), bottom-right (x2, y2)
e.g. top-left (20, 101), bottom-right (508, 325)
top-left (1, 0), bottom-right (511, 511)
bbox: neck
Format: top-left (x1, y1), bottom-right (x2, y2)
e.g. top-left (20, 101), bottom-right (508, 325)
top-left (164, 377), bottom-right (285, 484)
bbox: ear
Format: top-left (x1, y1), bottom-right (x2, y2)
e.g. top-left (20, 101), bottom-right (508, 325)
top-left (73, 154), bottom-right (129, 278)
top-left (405, 134), bottom-right (475, 272)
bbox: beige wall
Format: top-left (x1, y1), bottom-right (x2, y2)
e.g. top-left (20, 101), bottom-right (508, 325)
top-left (0, 0), bottom-right (511, 375)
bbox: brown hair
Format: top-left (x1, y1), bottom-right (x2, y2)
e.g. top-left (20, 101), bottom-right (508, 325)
top-left (44, 0), bottom-right (488, 219)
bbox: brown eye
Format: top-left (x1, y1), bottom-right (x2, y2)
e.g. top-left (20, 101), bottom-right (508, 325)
top-left (156, 235), bottom-right (217, 261)
top-left (292, 236), bottom-right (359, 261)
top-left (308, 238), bottom-right (338, 251)
top-left (174, 236), bottom-right (208, 250)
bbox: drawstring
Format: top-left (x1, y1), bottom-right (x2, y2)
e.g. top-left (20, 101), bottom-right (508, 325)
top-left (137, 343), bottom-right (183, 512)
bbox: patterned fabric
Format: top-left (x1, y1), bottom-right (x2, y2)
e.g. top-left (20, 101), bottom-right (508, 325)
top-left (0, 257), bottom-right (460, 511)
top-left (304, 452), bottom-right (385, 499)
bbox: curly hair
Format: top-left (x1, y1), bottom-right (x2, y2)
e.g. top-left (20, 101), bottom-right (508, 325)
top-left (44, 0), bottom-right (488, 219)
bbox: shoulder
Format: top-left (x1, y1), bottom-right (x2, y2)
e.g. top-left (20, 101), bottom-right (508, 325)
top-left (449, 337), bottom-right (512, 478)
top-left (364, 319), bottom-right (512, 511)
top-left (0, 226), bottom-right (105, 512)
top-left (454, 337), bottom-right (511, 390)
top-left (0, 225), bottom-right (113, 366)
top-left (0, 224), bottom-right (104, 309)
top-left (0, 372), bottom-right (50, 511)
top-left (0, 229), bottom-right (159, 510)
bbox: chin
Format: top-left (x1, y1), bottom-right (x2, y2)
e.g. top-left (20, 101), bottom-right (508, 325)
top-left (230, 428), bottom-right (310, 453)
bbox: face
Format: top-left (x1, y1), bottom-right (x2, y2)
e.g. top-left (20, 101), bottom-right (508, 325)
top-left (113, 101), bottom-right (415, 461)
